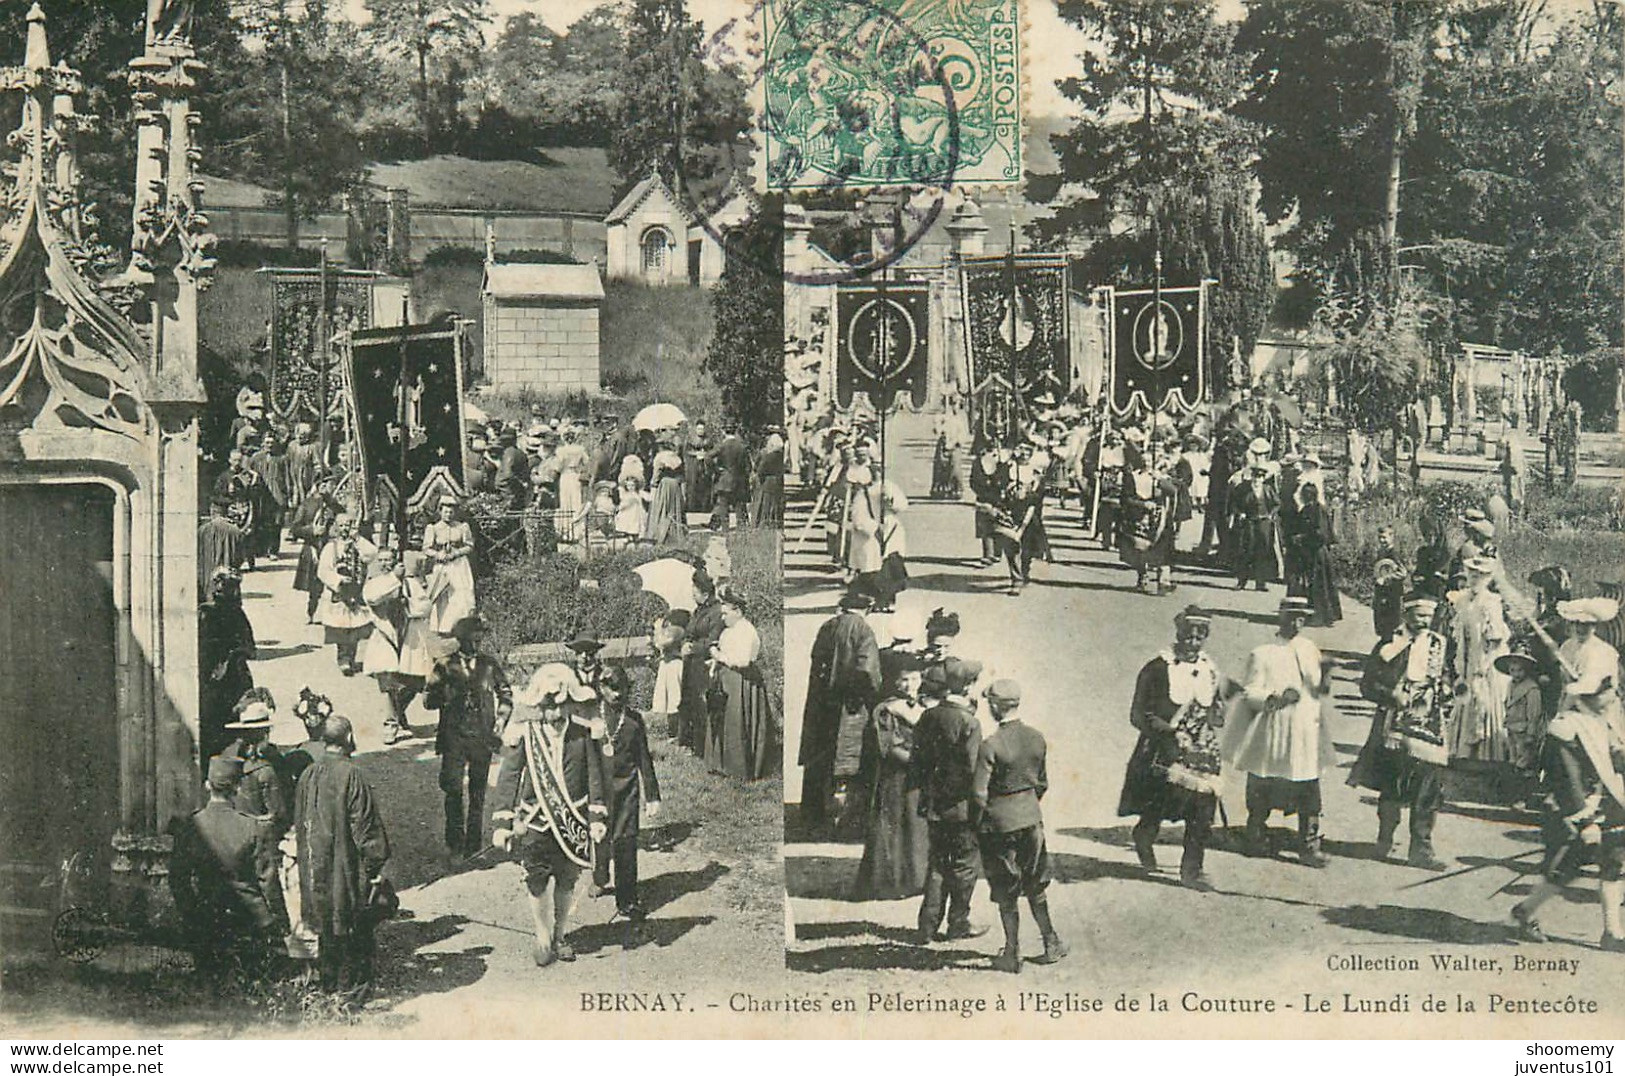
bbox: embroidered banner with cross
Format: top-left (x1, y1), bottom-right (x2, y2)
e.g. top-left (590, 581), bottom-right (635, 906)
top-left (961, 254), bottom-right (1070, 413)
top-left (266, 269), bottom-right (376, 423)
top-left (1106, 285), bottom-right (1206, 416)
top-left (343, 323), bottom-right (467, 516)
top-left (834, 283), bottom-right (930, 410)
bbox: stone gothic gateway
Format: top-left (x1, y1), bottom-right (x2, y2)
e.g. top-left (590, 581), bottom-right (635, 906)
top-left (0, 3), bottom-right (212, 937)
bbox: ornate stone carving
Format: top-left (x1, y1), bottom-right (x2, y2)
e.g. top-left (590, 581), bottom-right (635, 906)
top-left (0, 5), bottom-right (148, 439)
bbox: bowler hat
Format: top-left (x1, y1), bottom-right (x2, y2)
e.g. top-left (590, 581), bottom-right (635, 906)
top-left (919, 665), bottom-right (950, 697)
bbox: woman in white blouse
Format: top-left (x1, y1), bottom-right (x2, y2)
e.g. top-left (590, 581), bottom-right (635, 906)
top-left (704, 586), bottom-right (778, 780)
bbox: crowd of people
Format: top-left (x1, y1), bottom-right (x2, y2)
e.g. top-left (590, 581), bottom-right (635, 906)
top-left (460, 408), bottom-right (784, 546)
top-left (185, 389), bottom-right (783, 1002)
top-left (791, 380), bottom-right (1624, 968)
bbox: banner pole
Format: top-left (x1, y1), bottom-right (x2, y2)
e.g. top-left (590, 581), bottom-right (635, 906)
top-left (1007, 222), bottom-right (1018, 445)
top-left (317, 239), bottom-right (329, 466)
top-left (396, 297), bottom-right (410, 559)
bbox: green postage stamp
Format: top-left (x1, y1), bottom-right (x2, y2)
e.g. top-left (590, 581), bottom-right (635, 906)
top-left (761, 0), bottom-right (1022, 190)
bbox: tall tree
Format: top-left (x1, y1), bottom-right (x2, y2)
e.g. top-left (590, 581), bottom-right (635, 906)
top-left (1035, 0), bottom-right (1253, 242)
top-left (362, 0), bottom-right (489, 151)
top-left (610, 0), bottom-right (749, 202)
top-left (216, 2), bottom-right (368, 248)
top-left (1237, 0), bottom-right (1443, 311)
top-left (705, 198), bottom-right (784, 433)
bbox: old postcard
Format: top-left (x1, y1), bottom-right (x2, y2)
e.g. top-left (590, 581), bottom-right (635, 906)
top-left (0, 0), bottom-right (1622, 1044)
top-left (780, 0), bottom-right (1625, 1041)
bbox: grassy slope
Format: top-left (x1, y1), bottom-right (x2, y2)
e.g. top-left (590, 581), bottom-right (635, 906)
top-left (203, 151), bottom-right (617, 216)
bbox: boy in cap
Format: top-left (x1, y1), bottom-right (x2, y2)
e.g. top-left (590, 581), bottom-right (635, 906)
top-left (975, 678), bottom-right (1064, 971)
top-left (168, 755), bottom-right (280, 979)
top-left (908, 657), bottom-right (988, 945)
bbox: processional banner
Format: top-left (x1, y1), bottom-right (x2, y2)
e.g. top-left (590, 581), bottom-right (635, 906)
top-left (960, 254), bottom-right (1070, 417)
top-left (1107, 284), bottom-right (1206, 416)
top-left (343, 323), bottom-right (467, 517)
top-left (266, 269), bottom-right (376, 423)
top-left (833, 283), bottom-right (930, 410)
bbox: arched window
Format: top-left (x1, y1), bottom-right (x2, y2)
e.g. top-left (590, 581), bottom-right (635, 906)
top-left (640, 227), bottom-right (673, 277)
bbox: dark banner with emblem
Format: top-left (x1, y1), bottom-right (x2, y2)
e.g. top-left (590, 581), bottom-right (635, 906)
top-left (834, 284), bottom-right (930, 410)
top-left (1108, 285), bottom-right (1206, 416)
top-left (961, 255), bottom-right (1069, 420)
top-left (267, 269), bottom-right (377, 423)
top-left (343, 323), bottom-right (466, 516)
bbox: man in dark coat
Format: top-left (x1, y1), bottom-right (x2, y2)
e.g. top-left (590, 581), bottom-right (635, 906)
top-left (213, 448), bottom-right (272, 568)
top-left (1227, 463), bottom-right (1279, 591)
top-left (591, 665), bottom-right (661, 921)
top-left (799, 589), bottom-right (882, 834)
top-left (492, 665), bottom-right (608, 967)
top-left (295, 716), bottom-right (390, 1000)
top-left (909, 658), bottom-right (987, 945)
top-left (282, 422), bottom-right (321, 522)
top-left (198, 495), bottom-right (247, 594)
top-left (710, 424), bottom-right (751, 531)
top-left (1348, 596), bottom-right (1450, 870)
top-left (288, 474), bottom-right (339, 623)
top-left (199, 569), bottom-right (256, 776)
top-left (685, 421), bottom-right (715, 511)
top-left (679, 573), bottom-right (726, 754)
top-left (494, 428), bottom-right (532, 509)
top-left (168, 756), bottom-right (280, 979)
top-left (424, 615), bottom-right (511, 858)
top-left (974, 678), bottom-right (1064, 972)
top-left (247, 431), bottom-right (290, 559)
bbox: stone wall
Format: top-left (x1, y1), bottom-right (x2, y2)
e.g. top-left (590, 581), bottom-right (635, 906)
top-left (484, 298), bottom-right (601, 391)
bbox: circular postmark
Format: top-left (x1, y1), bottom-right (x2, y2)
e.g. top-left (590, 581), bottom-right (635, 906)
top-left (675, 0), bottom-right (963, 286)
top-left (52, 906), bottom-right (107, 964)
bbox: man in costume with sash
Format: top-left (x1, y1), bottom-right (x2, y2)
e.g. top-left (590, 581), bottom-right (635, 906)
top-left (491, 664), bottom-right (608, 967)
top-left (1119, 606), bottom-right (1235, 891)
top-left (1511, 597), bottom-right (1625, 950)
top-left (1223, 595), bottom-right (1337, 866)
top-left (1348, 596), bottom-right (1451, 870)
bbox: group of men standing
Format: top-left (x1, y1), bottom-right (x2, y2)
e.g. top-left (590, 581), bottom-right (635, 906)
top-left (799, 591), bottom-right (1066, 972)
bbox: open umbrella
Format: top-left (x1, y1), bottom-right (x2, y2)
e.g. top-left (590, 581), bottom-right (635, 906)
top-left (635, 557), bottom-right (698, 612)
top-left (633, 403), bottom-right (687, 431)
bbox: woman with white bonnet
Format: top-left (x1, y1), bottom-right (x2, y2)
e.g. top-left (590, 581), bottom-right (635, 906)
top-left (423, 495), bottom-right (476, 635)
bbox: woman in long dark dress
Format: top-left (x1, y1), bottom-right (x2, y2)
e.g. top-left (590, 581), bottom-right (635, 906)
top-left (199, 568), bottom-right (256, 771)
top-left (1291, 484), bottom-right (1342, 626)
top-left (852, 653), bottom-right (929, 900)
top-left (643, 436), bottom-right (688, 546)
top-left (705, 587), bottom-right (778, 780)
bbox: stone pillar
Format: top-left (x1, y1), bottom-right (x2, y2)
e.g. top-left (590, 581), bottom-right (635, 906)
top-left (784, 203), bottom-right (813, 342)
top-left (944, 202), bottom-right (987, 399)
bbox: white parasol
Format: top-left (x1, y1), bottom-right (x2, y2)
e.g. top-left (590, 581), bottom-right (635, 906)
top-left (633, 403), bottom-right (687, 431)
top-left (635, 557), bottom-right (698, 612)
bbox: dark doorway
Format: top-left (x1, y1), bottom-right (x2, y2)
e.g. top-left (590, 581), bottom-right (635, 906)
top-left (0, 484), bottom-right (118, 946)
top-left (688, 239), bottom-right (703, 286)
